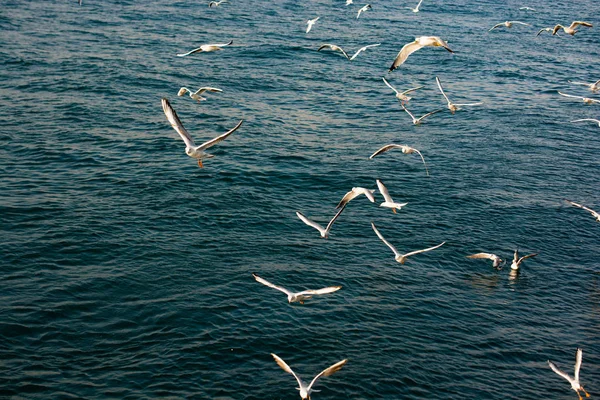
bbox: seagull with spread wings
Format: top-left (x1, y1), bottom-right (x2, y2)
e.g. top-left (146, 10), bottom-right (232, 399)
top-left (382, 78), bottom-right (423, 105)
top-left (335, 187), bottom-right (375, 209)
top-left (208, 0), bottom-right (227, 6)
top-left (370, 144), bottom-right (429, 176)
top-left (376, 180), bottom-right (407, 213)
top-left (401, 104), bottom-right (443, 125)
top-left (510, 249), bottom-right (537, 270)
top-left (565, 200), bottom-right (600, 222)
top-left (389, 36), bottom-right (453, 71)
top-left (568, 79), bottom-right (600, 92)
top-left (466, 253), bottom-right (504, 269)
top-left (356, 4), bottom-right (372, 18)
top-left (296, 205), bottom-right (346, 238)
top-left (177, 40), bottom-right (233, 57)
top-left (435, 76), bottom-right (482, 114)
top-left (489, 21), bottom-right (530, 31)
top-left (306, 17), bottom-right (319, 33)
top-left (317, 44), bottom-right (350, 59)
top-left (177, 87), bottom-right (222, 102)
top-left (252, 274), bottom-right (341, 304)
top-left (558, 92), bottom-right (600, 104)
top-left (571, 119), bottom-right (600, 128)
top-left (553, 21), bottom-right (593, 35)
top-left (548, 348), bottom-right (590, 400)
top-left (372, 222), bottom-right (445, 264)
top-left (350, 43), bottom-right (380, 60)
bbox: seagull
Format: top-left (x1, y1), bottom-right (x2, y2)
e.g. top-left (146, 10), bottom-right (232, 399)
top-left (177, 40), bottom-right (233, 57)
top-left (401, 104), bottom-right (443, 125)
top-left (553, 21), bottom-right (593, 35)
top-left (571, 118), bottom-right (600, 127)
top-left (335, 187), bottom-right (375, 209)
top-left (389, 36), bottom-right (453, 71)
top-left (409, 0), bottom-right (424, 12)
top-left (569, 80), bottom-right (600, 92)
top-left (306, 17), bottom-right (319, 33)
top-left (548, 348), bottom-right (590, 400)
top-left (435, 76), bottom-right (483, 114)
top-left (369, 144), bottom-right (429, 176)
top-left (317, 44), bottom-right (350, 59)
top-left (376, 179), bottom-right (407, 213)
top-left (537, 27), bottom-right (559, 36)
top-left (296, 205), bottom-right (346, 238)
top-left (510, 249), bottom-right (537, 270)
top-left (208, 0), bottom-right (227, 6)
top-left (519, 6), bottom-right (535, 11)
top-left (346, 0), bottom-right (353, 4)
top-left (161, 98), bottom-right (242, 168)
top-left (177, 87), bottom-right (222, 102)
top-left (466, 253), bottom-right (504, 269)
top-left (565, 200), bottom-right (600, 222)
top-left (252, 274), bottom-right (341, 304)
top-left (382, 78), bottom-right (423, 105)
top-left (271, 354), bottom-right (348, 400)
top-left (350, 43), bottom-right (381, 61)
top-left (356, 4), bottom-right (371, 18)
top-left (558, 92), bottom-right (600, 104)
top-left (372, 222), bottom-right (445, 264)
top-left (489, 21), bottom-right (530, 31)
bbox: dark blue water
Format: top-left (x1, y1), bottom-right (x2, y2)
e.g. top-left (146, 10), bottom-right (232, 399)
top-left (1, 0), bottom-right (599, 398)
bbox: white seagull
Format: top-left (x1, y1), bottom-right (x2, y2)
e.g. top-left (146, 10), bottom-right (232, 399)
top-left (569, 80), bottom-right (600, 92)
top-left (296, 205), bottom-right (346, 238)
top-left (369, 144), bottom-right (429, 176)
top-left (436, 76), bottom-right (483, 114)
top-left (548, 348), bottom-right (590, 400)
top-left (271, 354), bottom-right (348, 400)
top-left (510, 249), bottom-right (538, 270)
top-left (177, 40), bottom-right (233, 57)
top-left (537, 27), bottom-right (559, 36)
top-left (466, 253), bottom-right (504, 269)
top-left (356, 4), bottom-right (371, 18)
top-left (401, 104), bottom-right (443, 125)
top-left (372, 222), bottom-right (445, 264)
top-left (489, 21), bottom-right (530, 31)
top-left (519, 6), bottom-right (535, 11)
top-left (161, 98), bottom-right (242, 168)
top-left (376, 179), bottom-right (407, 213)
top-left (553, 21), bottom-right (593, 36)
top-left (389, 36), bottom-right (453, 71)
top-left (208, 0), bottom-right (227, 6)
top-left (565, 200), bottom-right (600, 222)
top-left (382, 78), bottom-right (423, 104)
top-left (306, 17), bottom-right (319, 33)
top-left (346, 0), bottom-right (353, 4)
top-left (177, 86), bottom-right (222, 102)
top-left (252, 274), bottom-right (341, 304)
top-left (571, 118), bottom-right (600, 127)
top-left (335, 187), bottom-right (375, 209)
top-left (317, 44), bottom-right (350, 59)
top-left (409, 0), bottom-right (424, 12)
top-left (350, 43), bottom-right (381, 61)
top-left (558, 92), bottom-right (600, 104)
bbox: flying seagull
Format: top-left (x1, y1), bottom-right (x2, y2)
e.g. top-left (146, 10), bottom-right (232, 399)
top-left (335, 187), bottom-right (375, 209)
top-left (177, 40), bottom-right (233, 57)
top-left (372, 222), bottom-right (445, 264)
top-left (252, 274), bottom-right (341, 304)
top-left (553, 21), bottom-right (593, 35)
top-left (565, 200), bottom-right (600, 222)
top-left (519, 6), bottom-right (535, 11)
top-left (466, 253), bottom-right (504, 269)
top-left (510, 249), bottom-right (537, 270)
top-left (571, 118), bottom-right (600, 127)
top-left (350, 43), bottom-right (381, 61)
top-left (346, 0), bottom-right (352, 5)
top-left (558, 92), bottom-right (600, 104)
top-left (382, 78), bottom-right (423, 105)
top-left (161, 98), bottom-right (242, 168)
top-left (296, 205), bottom-right (346, 238)
top-left (208, 0), bottom-right (227, 6)
top-left (317, 44), bottom-right (350, 59)
top-left (177, 87), bottom-right (222, 102)
top-left (401, 104), bottom-right (443, 125)
top-left (537, 27), bottom-right (560, 36)
top-left (306, 17), bottom-right (319, 33)
top-left (548, 348), bottom-right (590, 400)
top-left (435, 76), bottom-right (482, 113)
top-left (369, 144), bottom-right (429, 176)
top-left (489, 21), bottom-right (530, 31)
top-left (271, 354), bottom-right (347, 400)
top-left (568, 80), bottom-right (600, 92)
top-left (408, 0), bottom-right (423, 12)
top-left (376, 179), bottom-right (407, 213)
top-left (356, 4), bottom-right (372, 18)
top-left (389, 36), bottom-right (453, 72)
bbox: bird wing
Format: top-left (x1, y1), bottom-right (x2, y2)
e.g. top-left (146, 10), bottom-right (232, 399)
top-left (212, 40), bottom-right (233, 47)
top-left (571, 119), bottom-right (599, 123)
top-left (369, 144), bottom-right (402, 159)
top-left (435, 76), bottom-right (452, 104)
top-left (252, 274), bottom-right (292, 296)
top-left (453, 102), bottom-right (483, 106)
top-left (571, 21), bottom-right (593, 29)
top-left (412, 148), bottom-right (429, 176)
top-left (552, 25), bottom-right (564, 35)
top-left (177, 47), bottom-right (204, 57)
top-left (389, 40), bottom-right (423, 71)
top-left (517, 253), bottom-right (538, 264)
top-left (197, 120), bottom-right (243, 150)
top-left (489, 23), bottom-right (504, 31)
top-left (325, 204), bottom-right (346, 233)
top-left (194, 87), bottom-right (223, 94)
top-left (161, 98), bottom-right (196, 148)
top-left (403, 241), bottom-right (446, 258)
top-left (548, 360), bottom-right (573, 383)
top-left (351, 44), bottom-right (380, 60)
top-left (307, 359), bottom-right (348, 392)
top-left (558, 91), bottom-right (581, 99)
top-left (298, 286), bottom-right (342, 296)
top-left (417, 109), bottom-right (444, 122)
top-left (296, 211), bottom-right (325, 234)
top-left (271, 354), bottom-right (305, 389)
top-left (536, 28), bottom-right (548, 36)
top-left (575, 348), bottom-right (583, 382)
top-left (336, 188), bottom-right (374, 208)
top-left (401, 86), bottom-right (424, 95)
top-left (401, 104), bottom-right (417, 122)
top-left (467, 253), bottom-right (497, 261)
top-left (382, 77), bottom-right (400, 94)
top-left (371, 222), bottom-right (400, 258)
top-left (566, 200), bottom-right (598, 215)
top-left (376, 179), bottom-right (394, 203)
top-left (568, 81), bottom-right (591, 86)
top-left (512, 21), bottom-right (530, 26)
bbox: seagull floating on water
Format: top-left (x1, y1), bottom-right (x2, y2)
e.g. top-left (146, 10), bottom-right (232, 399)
top-left (389, 36), bottom-right (453, 72)
top-left (335, 187), bottom-right (375, 209)
top-left (356, 4), bottom-right (371, 18)
top-left (350, 43), bottom-right (381, 60)
top-left (296, 206), bottom-right (346, 238)
top-left (177, 87), bottom-right (222, 102)
top-left (466, 253), bottom-right (504, 269)
top-left (569, 80), bottom-right (600, 92)
top-left (401, 104), bottom-right (443, 125)
top-left (435, 76), bottom-right (482, 114)
top-left (382, 78), bottom-right (423, 105)
top-left (408, 0), bottom-right (423, 12)
top-left (376, 179), bottom-right (407, 213)
top-left (306, 17), bottom-right (319, 33)
top-left (553, 21), bottom-right (593, 35)
top-left (317, 44), bottom-right (349, 59)
top-left (558, 92), bottom-right (600, 104)
top-left (208, 0), bottom-right (227, 6)
top-left (510, 249), bottom-right (537, 270)
top-left (161, 98), bottom-right (242, 168)
top-left (252, 274), bottom-right (341, 304)
top-left (177, 40), bottom-right (233, 57)
top-left (271, 354), bottom-right (348, 400)
top-left (372, 222), bottom-right (445, 264)
top-left (369, 144), bottom-right (429, 176)
top-left (571, 118), bottom-right (600, 128)
top-left (565, 200), bottom-right (600, 222)
top-left (548, 348), bottom-right (590, 400)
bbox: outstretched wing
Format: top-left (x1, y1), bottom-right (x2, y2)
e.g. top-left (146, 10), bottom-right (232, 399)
top-left (197, 120), bottom-right (243, 150)
top-left (307, 359), bottom-right (348, 392)
top-left (517, 253), bottom-right (537, 264)
top-left (467, 253), bottom-right (496, 261)
top-left (271, 354), bottom-right (305, 389)
top-left (376, 179), bottom-right (394, 203)
top-left (370, 144), bottom-right (402, 159)
top-left (371, 222), bottom-right (400, 258)
top-left (298, 286), bottom-right (342, 296)
top-left (325, 204), bottom-right (346, 233)
top-left (548, 360), bottom-right (573, 383)
top-left (161, 98), bottom-right (196, 148)
top-left (558, 91), bottom-right (581, 99)
top-left (252, 274), bottom-right (292, 296)
top-left (296, 211), bottom-right (325, 234)
top-left (194, 87), bottom-right (223, 95)
top-left (382, 77), bottom-right (400, 94)
top-left (177, 47), bottom-right (203, 57)
top-left (511, 21), bottom-right (530, 26)
top-left (435, 76), bottom-right (452, 104)
top-left (574, 348), bottom-right (583, 382)
top-left (401, 86), bottom-right (424, 95)
top-left (411, 148), bottom-right (429, 176)
top-left (403, 241), bottom-right (446, 258)
top-left (418, 109), bottom-right (444, 122)
top-left (389, 40), bottom-right (423, 71)
top-left (336, 188), bottom-right (375, 208)
top-left (570, 21), bottom-right (593, 29)
top-left (489, 23), bottom-right (504, 31)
